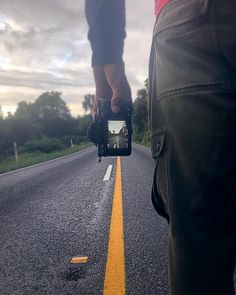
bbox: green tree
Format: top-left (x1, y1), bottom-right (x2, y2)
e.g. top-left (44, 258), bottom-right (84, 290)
top-left (0, 106), bottom-right (5, 157)
top-left (32, 91), bottom-right (74, 137)
top-left (82, 94), bottom-right (94, 113)
top-left (13, 101), bottom-right (40, 141)
top-left (33, 91), bottom-right (71, 120)
top-left (0, 91), bottom-right (94, 158)
top-left (144, 78), bottom-right (149, 91)
top-left (0, 106), bottom-right (3, 119)
top-left (15, 101), bottom-right (32, 120)
top-left (132, 88), bottom-right (149, 142)
top-left (75, 114), bottom-right (93, 136)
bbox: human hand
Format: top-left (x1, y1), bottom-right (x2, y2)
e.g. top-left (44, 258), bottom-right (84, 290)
top-left (93, 63), bottom-right (132, 115)
top-left (92, 66), bottom-right (112, 116)
top-left (104, 63), bottom-right (132, 113)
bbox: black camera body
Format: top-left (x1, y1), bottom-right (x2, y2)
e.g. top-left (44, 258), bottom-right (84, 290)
top-left (87, 98), bottom-right (132, 159)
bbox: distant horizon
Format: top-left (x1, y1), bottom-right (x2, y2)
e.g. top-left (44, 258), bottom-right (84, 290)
top-left (0, 91), bottom-right (88, 119)
top-left (0, 1), bottom-right (154, 118)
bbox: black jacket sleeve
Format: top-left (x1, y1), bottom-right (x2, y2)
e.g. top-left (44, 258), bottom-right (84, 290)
top-left (85, 0), bottom-right (126, 67)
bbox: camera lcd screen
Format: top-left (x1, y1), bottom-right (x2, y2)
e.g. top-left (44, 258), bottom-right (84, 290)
top-left (108, 120), bottom-right (129, 149)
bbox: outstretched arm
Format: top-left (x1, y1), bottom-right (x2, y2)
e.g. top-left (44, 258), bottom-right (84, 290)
top-left (85, 0), bottom-right (131, 113)
top-left (85, 0), bottom-right (125, 66)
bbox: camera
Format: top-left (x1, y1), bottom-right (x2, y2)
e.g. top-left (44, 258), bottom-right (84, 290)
top-left (87, 98), bottom-right (132, 161)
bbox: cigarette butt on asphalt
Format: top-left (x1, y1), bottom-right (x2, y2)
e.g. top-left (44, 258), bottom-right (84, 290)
top-left (70, 256), bottom-right (89, 264)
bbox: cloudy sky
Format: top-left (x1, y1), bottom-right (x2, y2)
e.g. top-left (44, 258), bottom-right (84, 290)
top-left (0, 0), bottom-right (155, 117)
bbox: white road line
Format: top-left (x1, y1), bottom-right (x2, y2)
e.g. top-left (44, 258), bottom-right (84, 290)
top-left (0, 146), bottom-right (94, 177)
top-left (103, 165), bottom-right (113, 182)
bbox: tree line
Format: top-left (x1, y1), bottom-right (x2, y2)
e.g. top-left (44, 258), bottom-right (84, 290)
top-left (0, 91), bottom-right (93, 159)
top-left (132, 79), bottom-right (149, 144)
top-left (0, 80), bottom-right (149, 159)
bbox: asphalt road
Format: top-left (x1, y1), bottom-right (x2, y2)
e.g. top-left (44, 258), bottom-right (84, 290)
top-left (0, 144), bottom-right (168, 295)
top-left (108, 135), bottom-right (128, 149)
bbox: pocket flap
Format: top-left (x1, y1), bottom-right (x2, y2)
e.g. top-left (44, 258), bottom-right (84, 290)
top-left (154, 0), bottom-right (209, 35)
top-left (151, 130), bottom-right (165, 157)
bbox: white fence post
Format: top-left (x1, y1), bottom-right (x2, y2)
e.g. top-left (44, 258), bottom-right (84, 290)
top-left (13, 142), bottom-right (18, 161)
top-left (70, 138), bottom-right (74, 148)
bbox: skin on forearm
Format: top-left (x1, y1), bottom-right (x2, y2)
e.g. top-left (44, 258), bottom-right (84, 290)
top-left (104, 63), bottom-right (131, 99)
top-left (93, 63), bottom-right (132, 114)
top-left (92, 65), bottom-right (112, 115)
top-left (93, 66), bottom-right (112, 99)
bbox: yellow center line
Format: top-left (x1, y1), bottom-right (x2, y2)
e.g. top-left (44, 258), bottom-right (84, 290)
top-left (103, 156), bottom-right (125, 295)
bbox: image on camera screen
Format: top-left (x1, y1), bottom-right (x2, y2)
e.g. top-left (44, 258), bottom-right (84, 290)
top-left (108, 120), bottom-right (129, 149)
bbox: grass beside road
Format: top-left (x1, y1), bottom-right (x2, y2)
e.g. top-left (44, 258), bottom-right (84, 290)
top-left (133, 140), bottom-right (150, 148)
top-left (0, 142), bottom-right (93, 174)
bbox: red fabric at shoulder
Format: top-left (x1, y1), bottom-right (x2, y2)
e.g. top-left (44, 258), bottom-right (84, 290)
top-left (155, 0), bottom-right (170, 16)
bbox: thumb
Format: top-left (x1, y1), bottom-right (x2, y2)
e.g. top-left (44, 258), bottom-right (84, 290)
top-left (111, 96), bottom-right (121, 113)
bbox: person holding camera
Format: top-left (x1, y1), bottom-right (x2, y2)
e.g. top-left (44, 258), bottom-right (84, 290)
top-left (85, 0), bottom-right (236, 294)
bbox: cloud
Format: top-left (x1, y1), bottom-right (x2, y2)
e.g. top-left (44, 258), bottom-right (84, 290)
top-left (0, 0), bottom-right (86, 30)
top-left (0, 0), bottom-right (154, 116)
top-left (0, 66), bottom-right (93, 89)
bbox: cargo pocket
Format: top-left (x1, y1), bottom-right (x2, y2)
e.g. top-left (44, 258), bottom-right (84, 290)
top-left (154, 0), bottom-right (209, 37)
top-left (150, 0), bottom-right (225, 99)
top-left (151, 129), bottom-right (170, 223)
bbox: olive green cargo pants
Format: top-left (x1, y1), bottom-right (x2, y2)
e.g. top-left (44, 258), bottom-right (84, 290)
top-left (149, 0), bottom-right (236, 294)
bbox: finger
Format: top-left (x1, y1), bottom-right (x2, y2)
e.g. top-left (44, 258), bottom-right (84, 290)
top-left (92, 96), bottom-right (97, 115)
top-left (111, 96), bottom-right (121, 113)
